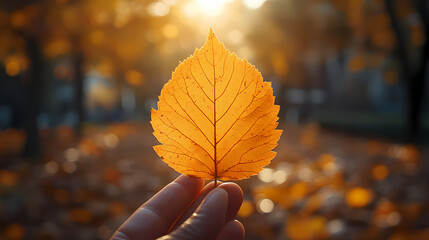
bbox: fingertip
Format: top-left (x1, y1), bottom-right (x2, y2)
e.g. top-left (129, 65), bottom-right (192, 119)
top-left (218, 182), bottom-right (243, 201)
top-left (216, 220), bottom-right (245, 240)
top-left (202, 187), bottom-right (228, 208)
top-left (218, 183), bottom-right (243, 221)
top-left (175, 174), bottom-right (205, 190)
top-left (170, 181), bottom-right (242, 230)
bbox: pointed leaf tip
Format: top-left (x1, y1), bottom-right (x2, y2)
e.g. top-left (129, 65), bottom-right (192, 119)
top-left (203, 28), bottom-right (221, 50)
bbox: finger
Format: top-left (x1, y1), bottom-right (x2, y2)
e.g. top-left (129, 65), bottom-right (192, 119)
top-left (111, 175), bottom-right (204, 240)
top-left (171, 181), bottom-right (218, 229)
top-left (172, 182), bottom-right (243, 229)
top-left (216, 220), bottom-right (245, 240)
top-left (166, 188), bottom-right (229, 240)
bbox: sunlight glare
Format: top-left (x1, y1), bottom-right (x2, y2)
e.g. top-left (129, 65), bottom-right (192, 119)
top-left (162, 0), bottom-right (177, 6)
top-left (181, 2), bottom-right (198, 18)
top-left (243, 0), bottom-right (267, 9)
top-left (194, 0), bottom-right (234, 16)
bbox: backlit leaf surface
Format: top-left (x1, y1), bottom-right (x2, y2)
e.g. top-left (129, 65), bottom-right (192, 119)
top-left (151, 29), bottom-right (282, 181)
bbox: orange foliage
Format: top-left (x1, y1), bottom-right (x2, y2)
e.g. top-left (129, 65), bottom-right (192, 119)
top-left (346, 187), bottom-right (373, 208)
top-left (4, 54), bottom-right (28, 77)
top-left (383, 70), bottom-right (398, 85)
top-left (348, 55), bottom-right (366, 73)
top-left (285, 216), bottom-right (329, 240)
top-left (372, 164), bottom-right (389, 180)
top-left (0, 170), bottom-right (19, 187)
top-left (104, 167), bottom-right (121, 185)
top-left (109, 201), bottom-right (127, 217)
top-left (289, 181), bottom-right (308, 202)
top-left (68, 207), bottom-right (93, 224)
top-left (5, 223), bottom-right (25, 240)
top-left (125, 70), bottom-right (145, 86)
top-left (53, 188), bottom-right (70, 204)
top-left (0, 129), bottom-right (26, 157)
top-left (238, 200), bottom-right (254, 218)
top-left (271, 52), bottom-right (288, 77)
top-left (410, 26), bottom-right (424, 46)
top-left (151, 29), bottom-right (282, 181)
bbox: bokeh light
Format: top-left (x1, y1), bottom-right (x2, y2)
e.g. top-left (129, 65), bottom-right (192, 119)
top-left (63, 161), bottom-right (77, 174)
top-left (162, 23), bottom-right (179, 39)
top-left (272, 169), bottom-right (288, 184)
top-left (258, 168), bottom-right (274, 182)
top-left (147, 1), bottom-right (169, 17)
top-left (327, 219), bottom-right (345, 235)
top-left (64, 148), bottom-right (80, 162)
top-left (104, 133), bottom-right (119, 148)
top-left (257, 198), bottom-right (274, 213)
top-left (44, 161), bottom-right (59, 175)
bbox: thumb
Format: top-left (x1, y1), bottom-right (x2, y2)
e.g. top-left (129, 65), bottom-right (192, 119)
top-left (159, 188), bottom-right (228, 240)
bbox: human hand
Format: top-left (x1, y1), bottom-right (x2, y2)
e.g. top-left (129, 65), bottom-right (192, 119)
top-left (110, 175), bottom-right (245, 240)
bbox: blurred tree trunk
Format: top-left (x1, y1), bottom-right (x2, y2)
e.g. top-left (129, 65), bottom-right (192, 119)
top-left (413, 0), bottom-right (429, 140)
top-left (385, 0), bottom-right (428, 143)
top-left (278, 80), bottom-right (287, 123)
top-left (22, 36), bottom-right (42, 158)
top-left (73, 50), bottom-right (85, 134)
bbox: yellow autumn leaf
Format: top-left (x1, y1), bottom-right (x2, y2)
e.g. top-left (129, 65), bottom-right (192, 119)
top-left (151, 29), bottom-right (282, 181)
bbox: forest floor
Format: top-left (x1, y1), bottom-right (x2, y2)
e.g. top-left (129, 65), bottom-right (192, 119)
top-left (0, 122), bottom-right (428, 240)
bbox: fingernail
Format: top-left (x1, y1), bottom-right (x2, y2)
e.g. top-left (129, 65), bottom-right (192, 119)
top-left (204, 188), bottom-right (228, 206)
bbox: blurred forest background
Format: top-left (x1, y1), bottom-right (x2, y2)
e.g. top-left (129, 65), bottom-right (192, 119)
top-left (0, 0), bottom-right (428, 239)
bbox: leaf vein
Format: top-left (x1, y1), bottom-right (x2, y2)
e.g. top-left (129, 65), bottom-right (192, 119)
top-left (160, 148), bottom-right (213, 174)
top-left (216, 64), bottom-right (248, 122)
top-left (171, 91), bottom-right (214, 147)
top-left (217, 106), bottom-right (275, 165)
top-left (188, 63), bottom-right (214, 103)
top-left (216, 57), bottom-right (235, 101)
top-left (158, 130), bottom-right (214, 173)
top-left (197, 53), bottom-right (214, 87)
top-left (217, 70), bottom-right (259, 143)
top-left (219, 155), bottom-right (274, 176)
top-left (156, 112), bottom-right (214, 162)
top-left (180, 70), bottom-right (214, 125)
top-left (167, 161), bottom-right (212, 175)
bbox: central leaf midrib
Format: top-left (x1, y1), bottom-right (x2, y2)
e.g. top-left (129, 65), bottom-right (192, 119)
top-left (212, 35), bottom-right (218, 182)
